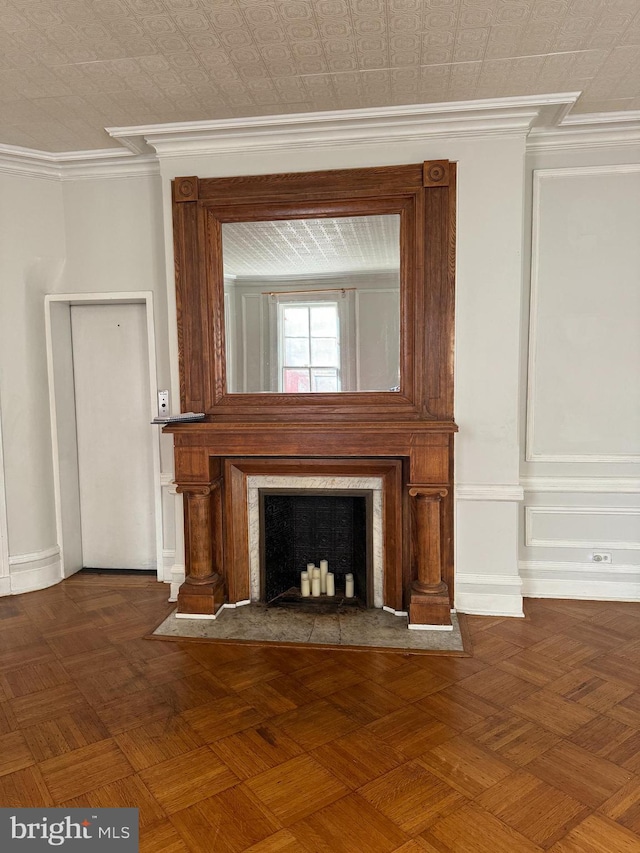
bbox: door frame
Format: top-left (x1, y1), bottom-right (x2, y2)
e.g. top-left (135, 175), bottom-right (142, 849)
top-left (45, 292), bottom-right (163, 579)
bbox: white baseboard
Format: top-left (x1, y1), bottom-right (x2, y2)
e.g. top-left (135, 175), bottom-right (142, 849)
top-left (162, 550), bottom-right (183, 584)
top-left (455, 572), bottom-right (524, 617)
top-left (0, 577), bottom-right (10, 596)
top-left (520, 560), bottom-right (640, 602)
top-left (8, 546), bottom-right (63, 595)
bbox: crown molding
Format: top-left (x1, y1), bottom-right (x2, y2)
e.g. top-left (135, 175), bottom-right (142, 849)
top-left (108, 94), bottom-right (580, 159)
top-left (527, 109), bottom-right (640, 152)
top-left (0, 143), bottom-right (159, 181)
top-left (2, 94), bottom-right (639, 179)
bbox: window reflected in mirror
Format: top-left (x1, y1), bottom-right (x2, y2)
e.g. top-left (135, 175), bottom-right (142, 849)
top-left (222, 215), bottom-right (401, 393)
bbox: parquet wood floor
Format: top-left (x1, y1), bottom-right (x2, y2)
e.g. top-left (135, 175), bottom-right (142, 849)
top-left (1, 574), bottom-right (639, 852)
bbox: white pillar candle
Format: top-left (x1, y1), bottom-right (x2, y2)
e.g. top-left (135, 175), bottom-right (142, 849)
top-left (312, 567), bottom-right (320, 580)
top-left (301, 575), bottom-right (310, 597)
top-left (300, 570), bottom-right (309, 586)
top-left (307, 562), bottom-right (315, 574)
top-left (311, 575), bottom-right (321, 597)
top-left (345, 573), bottom-right (354, 598)
top-left (320, 560), bottom-right (328, 593)
top-left (326, 572), bottom-right (335, 597)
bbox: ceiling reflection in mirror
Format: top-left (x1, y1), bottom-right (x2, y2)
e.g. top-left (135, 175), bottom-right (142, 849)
top-left (222, 215), bottom-right (400, 394)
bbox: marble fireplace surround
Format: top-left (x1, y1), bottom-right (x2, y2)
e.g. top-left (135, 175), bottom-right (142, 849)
top-left (223, 458), bottom-right (405, 613)
top-left (247, 475), bottom-right (385, 609)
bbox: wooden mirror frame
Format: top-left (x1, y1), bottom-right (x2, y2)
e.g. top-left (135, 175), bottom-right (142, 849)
top-left (172, 160), bottom-right (456, 422)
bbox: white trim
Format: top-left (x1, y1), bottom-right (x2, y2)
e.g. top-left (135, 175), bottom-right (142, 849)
top-left (526, 454), bottom-right (640, 464)
top-left (526, 165), bottom-right (640, 466)
top-left (456, 572), bottom-right (523, 587)
top-left (525, 506), bottom-right (640, 550)
top-left (455, 572), bottom-right (524, 618)
top-left (527, 111), bottom-right (640, 152)
top-left (522, 477), bottom-right (640, 494)
top-left (160, 473), bottom-right (175, 488)
top-left (108, 94), bottom-right (579, 158)
top-left (45, 292), bottom-right (164, 581)
top-left (175, 612), bottom-right (219, 620)
top-left (0, 386), bottom-right (9, 582)
top-left (0, 144), bottom-right (158, 181)
top-left (408, 623), bottom-right (454, 631)
top-left (532, 164), bottom-right (640, 180)
top-left (456, 484), bottom-right (524, 501)
top-left (8, 546), bottom-right (62, 595)
top-left (382, 605), bottom-right (408, 617)
top-left (2, 96), bottom-right (639, 179)
top-left (8, 545), bottom-right (60, 565)
top-left (562, 110), bottom-right (640, 127)
top-left (175, 600), bottom-right (251, 621)
top-left (520, 560), bottom-right (640, 602)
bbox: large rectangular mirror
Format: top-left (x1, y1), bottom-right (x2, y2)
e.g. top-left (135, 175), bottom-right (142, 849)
top-left (222, 215), bottom-right (400, 393)
top-left (172, 162), bottom-right (456, 421)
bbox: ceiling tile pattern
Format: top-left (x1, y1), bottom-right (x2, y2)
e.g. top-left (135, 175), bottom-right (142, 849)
top-left (222, 214), bottom-right (400, 277)
top-left (0, 0), bottom-right (639, 151)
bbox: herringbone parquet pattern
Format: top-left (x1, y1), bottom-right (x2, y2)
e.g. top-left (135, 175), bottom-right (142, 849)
top-left (1, 574), bottom-right (640, 852)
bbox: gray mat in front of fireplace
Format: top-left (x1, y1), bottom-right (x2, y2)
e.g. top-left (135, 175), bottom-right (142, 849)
top-left (151, 605), bottom-right (466, 654)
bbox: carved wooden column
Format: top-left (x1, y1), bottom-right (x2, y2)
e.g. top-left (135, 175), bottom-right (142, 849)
top-left (409, 487), bottom-right (452, 627)
top-left (176, 479), bottom-right (225, 616)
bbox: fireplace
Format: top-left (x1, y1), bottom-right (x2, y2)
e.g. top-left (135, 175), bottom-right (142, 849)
top-left (245, 471), bottom-right (387, 609)
top-left (260, 490), bottom-right (372, 608)
top-left (169, 161), bottom-right (457, 627)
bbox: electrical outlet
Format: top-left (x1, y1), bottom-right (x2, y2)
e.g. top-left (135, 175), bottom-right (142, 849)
top-left (158, 390), bottom-right (169, 417)
top-left (591, 552), bottom-right (612, 563)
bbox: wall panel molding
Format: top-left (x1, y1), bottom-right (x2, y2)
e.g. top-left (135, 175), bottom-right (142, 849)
top-left (522, 477), bottom-right (640, 493)
top-left (526, 164), bottom-right (640, 465)
top-left (525, 505), bottom-right (640, 550)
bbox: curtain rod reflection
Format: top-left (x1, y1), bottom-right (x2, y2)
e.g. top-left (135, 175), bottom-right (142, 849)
top-left (263, 287), bottom-right (355, 297)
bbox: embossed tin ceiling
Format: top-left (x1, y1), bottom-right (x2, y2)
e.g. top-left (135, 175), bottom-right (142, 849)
top-left (222, 215), bottom-right (400, 277)
top-left (1, 0), bottom-right (639, 153)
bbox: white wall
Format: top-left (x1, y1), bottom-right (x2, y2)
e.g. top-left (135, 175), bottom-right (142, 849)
top-left (0, 173), bottom-right (65, 592)
top-left (0, 169), bottom-right (176, 594)
top-left (520, 148), bottom-right (640, 602)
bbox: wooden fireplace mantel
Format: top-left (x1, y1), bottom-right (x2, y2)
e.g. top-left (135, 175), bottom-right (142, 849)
top-left (169, 161), bottom-right (457, 627)
top-left (167, 419), bottom-right (457, 625)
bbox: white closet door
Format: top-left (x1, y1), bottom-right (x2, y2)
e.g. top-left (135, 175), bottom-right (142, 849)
top-left (71, 303), bottom-right (155, 570)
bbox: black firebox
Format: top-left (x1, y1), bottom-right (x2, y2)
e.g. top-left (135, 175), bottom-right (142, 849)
top-left (260, 490), bottom-right (371, 607)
